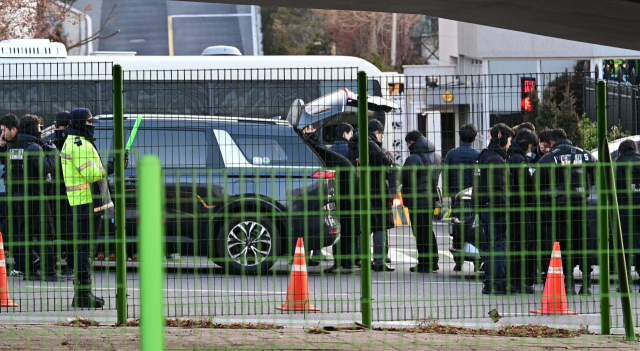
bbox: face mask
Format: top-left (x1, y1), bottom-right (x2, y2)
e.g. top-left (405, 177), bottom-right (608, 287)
top-left (84, 124), bottom-right (95, 138)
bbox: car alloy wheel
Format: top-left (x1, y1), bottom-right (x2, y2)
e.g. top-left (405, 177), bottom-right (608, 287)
top-left (227, 221), bottom-right (272, 267)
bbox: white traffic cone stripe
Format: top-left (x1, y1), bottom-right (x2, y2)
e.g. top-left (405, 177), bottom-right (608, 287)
top-left (0, 260), bottom-right (5, 267)
top-left (551, 251), bottom-right (562, 258)
top-left (295, 247), bottom-right (305, 255)
top-left (292, 264), bottom-right (307, 272)
top-left (548, 267), bottom-right (563, 274)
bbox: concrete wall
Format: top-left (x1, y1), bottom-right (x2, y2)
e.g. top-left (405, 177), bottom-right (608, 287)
top-left (438, 19), bottom-right (458, 65)
top-left (440, 20), bottom-right (640, 60)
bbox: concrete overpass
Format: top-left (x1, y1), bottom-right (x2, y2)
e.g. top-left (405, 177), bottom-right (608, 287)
top-left (182, 0), bottom-right (640, 51)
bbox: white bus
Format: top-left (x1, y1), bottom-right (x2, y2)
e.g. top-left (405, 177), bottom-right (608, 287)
top-left (0, 39), bottom-right (394, 150)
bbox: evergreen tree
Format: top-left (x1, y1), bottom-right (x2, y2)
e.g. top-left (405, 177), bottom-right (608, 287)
top-left (535, 88), bottom-right (557, 132)
top-left (555, 87), bottom-right (584, 147)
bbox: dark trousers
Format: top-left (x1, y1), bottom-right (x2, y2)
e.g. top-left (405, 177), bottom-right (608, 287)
top-left (336, 214), bottom-right (360, 267)
top-left (481, 211), bottom-right (508, 289)
top-left (11, 200), bottom-right (57, 275)
top-left (409, 206), bottom-right (438, 266)
top-left (72, 206), bottom-right (102, 289)
top-left (540, 197), bottom-right (593, 284)
top-left (509, 211), bottom-right (535, 286)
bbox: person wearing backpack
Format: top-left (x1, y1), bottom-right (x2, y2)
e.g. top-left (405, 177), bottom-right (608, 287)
top-left (615, 140), bottom-right (640, 292)
top-left (402, 131), bottom-right (441, 273)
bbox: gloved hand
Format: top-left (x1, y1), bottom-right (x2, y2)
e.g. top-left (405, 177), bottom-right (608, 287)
top-left (124, 153), bottom-right (130, 169)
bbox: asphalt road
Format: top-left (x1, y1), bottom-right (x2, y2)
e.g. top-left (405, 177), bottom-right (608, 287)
top-left (0, 221), bottom-right (638, 334)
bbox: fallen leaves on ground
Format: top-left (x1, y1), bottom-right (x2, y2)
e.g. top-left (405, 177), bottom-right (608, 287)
top-left (373, 322), bottom-right (592, 338)
top-left (306, 327), bottom-right (329, 334)
top-left (57, 316), bottom-right (100, 328)
top-left (164, 318), bottom-right (282, 330)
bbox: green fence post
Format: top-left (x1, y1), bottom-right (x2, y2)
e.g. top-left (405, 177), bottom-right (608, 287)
top-left (113, 64), bottom-right (128, 325)
top-left (602, 141), bottom-right (637, 340)
top-left (596, 80), bottom-right (611, 335)
top-left (358, 71), bottom-right (372, 328)
top-left (138, 155), bottom-right (165, 351)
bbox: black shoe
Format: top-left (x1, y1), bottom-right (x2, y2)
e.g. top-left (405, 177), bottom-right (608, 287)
top-left (72, 292), bottom-right (104, 309)
top-left (453, 264), bottom-right (462, 272)
top-left (43, 273), bottom-right (67, 282)
top-left (521, 285), bottom-right (535, 294)
top-left (371, 263), bottom-right (395, 272)
top-left (62, 268), bottom-right (74, 278)
top-left (384, 257), bottom-right (392, 264)
top-left (482, 285), bottom-right (495, 295)
top-left (89, 292), bottom-right (105, 304)
top-left (410, 264), bottom-right (439, 273)
top-left (354, 260), bottom-right (361, 268)
top-left (25, 272), bottom-right (42, 281)
top-left (307, 259), bottom-right (320, 267)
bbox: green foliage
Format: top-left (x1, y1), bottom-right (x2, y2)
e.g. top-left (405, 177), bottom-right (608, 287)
top-left (260, 7), bottom-right (325, 55)
top-left (555, 87), bottom-right (583, 148)
top-left (536, 89), bottom-right (558, 132)
top-left (578, 114), bottom-right (631, 150)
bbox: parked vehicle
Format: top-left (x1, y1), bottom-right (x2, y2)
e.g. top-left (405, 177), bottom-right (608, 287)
top-left (93, 115), bottom-right (339, 274)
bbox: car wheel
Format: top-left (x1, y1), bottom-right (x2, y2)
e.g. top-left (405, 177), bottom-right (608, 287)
top-left (215, 217), bottom-right (277, 275)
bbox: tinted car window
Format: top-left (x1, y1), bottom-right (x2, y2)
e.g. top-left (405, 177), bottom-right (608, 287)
top-left (230, 134), bottom-right (321, 167)
top-left (235, 137), bottom-right (287, 164)
top-left (127, 129), bottom-right (208, 168)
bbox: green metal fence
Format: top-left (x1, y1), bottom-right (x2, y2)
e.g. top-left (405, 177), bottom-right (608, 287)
top-left (0, 62), bottom-right (639, 345)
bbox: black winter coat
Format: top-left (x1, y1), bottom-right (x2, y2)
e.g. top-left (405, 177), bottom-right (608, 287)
top-left (477, 141), bottom-right (510, 208)
top-left (537, 139), bottom-right (595, 199)
top-left (401, 136), bottom-right (442, 209)
top-left (615, 151), bottom-right (640, 236)
top-left (507, 143), bottom-right (533, 208)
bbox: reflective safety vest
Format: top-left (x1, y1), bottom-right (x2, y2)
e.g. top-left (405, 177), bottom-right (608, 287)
top-left (60, 135), bottom-right (113, 212)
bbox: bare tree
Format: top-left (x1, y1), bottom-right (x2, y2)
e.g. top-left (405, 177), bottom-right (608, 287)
top-left (314, 10), bottom-right (423, 68)
top-left (0, 0), bottom-right (119, 51)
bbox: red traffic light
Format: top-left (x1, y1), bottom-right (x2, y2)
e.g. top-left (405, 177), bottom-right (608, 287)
top-left (521, 97), bottom-right (533, 111)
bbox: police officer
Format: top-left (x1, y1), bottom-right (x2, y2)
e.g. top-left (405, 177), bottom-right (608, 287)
top-left (478, 123), bottom-right (514, 295)
top-left (537, 129), bottom-right (595, 295)
top-left (507, 129), bottom-right (538, 294)
top-left (61, 108), bottom-right (111, 308)
top-left (615, 140), bottom-right (640, 291)
top-left (44, 112), bottom-right (74, 277)
top-left (3, 114), bottom-right (63, 281)
top-left (402, 130), bottom-right (441, 273)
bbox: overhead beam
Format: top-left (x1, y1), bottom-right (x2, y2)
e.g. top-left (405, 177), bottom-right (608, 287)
top-left (177, 0), bottom-right (640, 51)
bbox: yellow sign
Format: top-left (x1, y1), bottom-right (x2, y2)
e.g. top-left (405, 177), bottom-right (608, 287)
top-left (442, 91), bottom-right (454, 103)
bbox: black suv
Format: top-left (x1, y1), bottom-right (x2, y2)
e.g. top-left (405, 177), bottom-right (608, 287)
top-left (93, 115), bottom-right (340, 274)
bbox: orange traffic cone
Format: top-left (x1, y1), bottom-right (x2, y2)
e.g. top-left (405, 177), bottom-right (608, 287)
top-left (531, 242), bottom-right (576, 315)
top-left (276, 238), bottom-right (320, 312)
top-left (0, 232), bottom-right (18, 308)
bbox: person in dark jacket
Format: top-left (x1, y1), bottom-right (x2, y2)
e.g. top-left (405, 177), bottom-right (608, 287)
top-left (2, 115), bottom-right (64, 282)
top-left (43, 112), bottom-right (75, 276)
top-left (314, 145), bottom-right (360, 273)
top-left (529, 129), bottom-right (552, 164)
top-left (330, 123), bottom-right (353, 159)
top-left (443, 124), bottom-right (480, 209)
top-left (615, 140), bottom-right (640, 291)
top-left (368, 119), bottom-right (395, 271)
top-left (506, 129), bottom-right (538, 294)
top-left (478, 123), bottom-right (514, 295)
top-left (537, 129), bottom-right (596, 295)
top-left (402, 131), bottom-right (441, 273)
